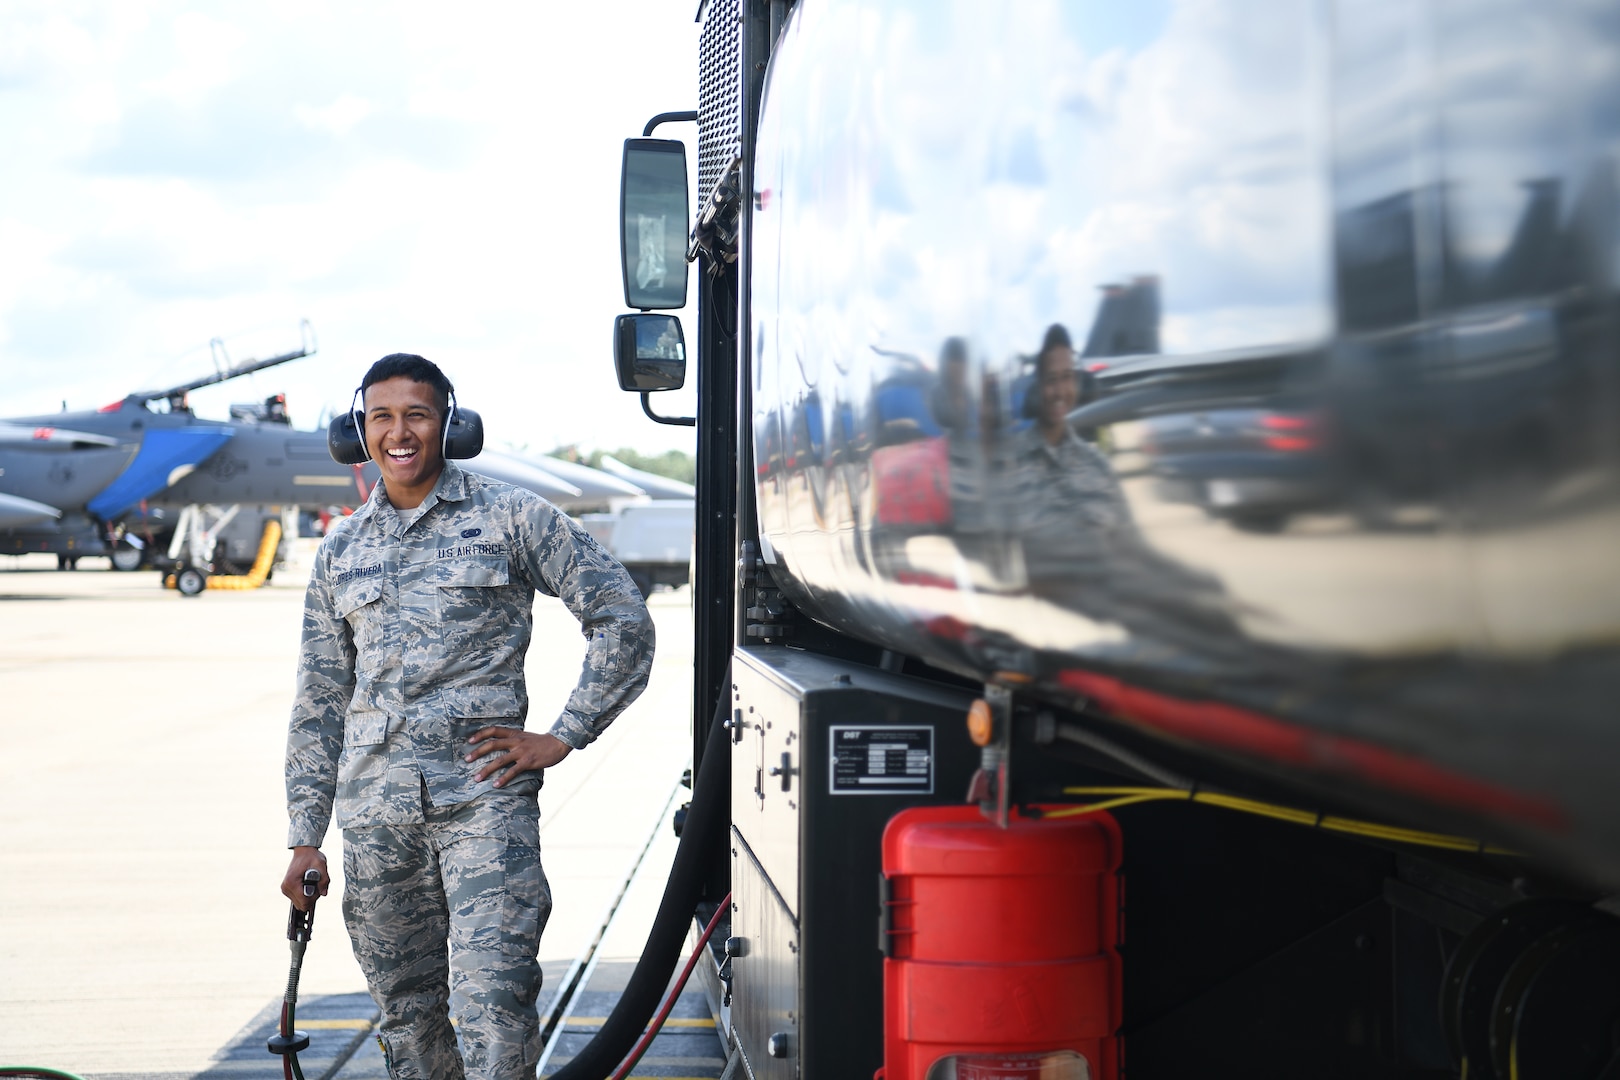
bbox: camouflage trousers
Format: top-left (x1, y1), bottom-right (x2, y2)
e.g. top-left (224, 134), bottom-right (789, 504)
top-left (342, 788), bottom-right (550, 1080)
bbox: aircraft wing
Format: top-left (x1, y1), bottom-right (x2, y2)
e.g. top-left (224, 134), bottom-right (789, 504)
top-left (0, 491), bottom-right (63, 529)
top-left (521, 454), bottom-right (648, 504)
top-left (462, 449), bottom-right (585, 503)
top-left (86, 428), bottom-right (235, 521)
top-left (598, 454), bottom-right (697, 499)
top-left (0, 423), bottom-right (122, 450)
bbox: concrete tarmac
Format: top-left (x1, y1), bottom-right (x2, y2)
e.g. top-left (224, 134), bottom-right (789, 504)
top-left (0, 543), bottom-right (696, 1078)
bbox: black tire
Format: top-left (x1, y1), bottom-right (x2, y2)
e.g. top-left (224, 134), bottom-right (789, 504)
top-left (628, 569), bottom-right (654, 598)
top-left (110, 544), bottom-right (143, 572)
top-left (176, 565), bottom-right (208, 597)
top-left (57, 554), bottom-right (78, 571)
top-left (1228, 511), bottom-right (1288, 534)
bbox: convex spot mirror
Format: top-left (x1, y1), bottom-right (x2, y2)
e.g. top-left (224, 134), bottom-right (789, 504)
top-left (620, 138), bottom-right (690, 310)
top-left (614, 314), bottom-right (686, 392)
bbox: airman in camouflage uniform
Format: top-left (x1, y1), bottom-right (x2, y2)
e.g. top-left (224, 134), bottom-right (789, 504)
top-left (283, 354), bottom-right (654, 1080)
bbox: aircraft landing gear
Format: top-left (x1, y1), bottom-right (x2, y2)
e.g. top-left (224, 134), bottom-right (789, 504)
top-left (175, 565), bottom-right (208, 597)
top-left (110, 542), bottom-right (144, 572)
top-left (57, 554), bottom-right (78, 571)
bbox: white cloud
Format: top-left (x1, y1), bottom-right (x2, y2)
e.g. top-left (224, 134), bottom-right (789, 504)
top-left (758, 0), bottom-right (1330, 378)
top-left (0, 1), bottom-right (702, 455)
top-left (294, 95), bottom-right (374, 137)
top-left (142, 11), bottom-right (245, 101)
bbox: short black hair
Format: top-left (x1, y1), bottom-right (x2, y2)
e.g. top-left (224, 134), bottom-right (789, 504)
top-left (361, 353), bottom-right (453, 411)
top-left (1040, 323), bottom-right (1072, 354)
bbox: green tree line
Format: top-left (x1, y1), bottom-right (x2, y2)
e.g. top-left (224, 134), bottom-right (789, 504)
top-left (547, 446), bottom-right (695, 485)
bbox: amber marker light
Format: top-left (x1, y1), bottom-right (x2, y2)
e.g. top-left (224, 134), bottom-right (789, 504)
top-left (967, 698), bottom-right (994, 747)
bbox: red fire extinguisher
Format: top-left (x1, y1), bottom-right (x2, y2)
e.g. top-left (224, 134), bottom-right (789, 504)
top-left (878, 805), bottom-right (1123, 1080)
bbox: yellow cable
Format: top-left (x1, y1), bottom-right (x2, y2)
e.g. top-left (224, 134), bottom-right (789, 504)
top-left (1059, 786), bottom-right (1517, 855)
top-left (1044, 794), bottom-right (1183, 818)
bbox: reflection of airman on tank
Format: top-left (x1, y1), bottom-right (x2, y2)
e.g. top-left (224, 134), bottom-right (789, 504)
top-left (1009, 324), bottom-right (1132, 537)
top-left (997, 324), bottom-right (1249, 651)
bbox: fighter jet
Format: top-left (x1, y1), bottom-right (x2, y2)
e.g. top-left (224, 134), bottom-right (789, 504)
top-left (0, 324), bottom-right (322, 568)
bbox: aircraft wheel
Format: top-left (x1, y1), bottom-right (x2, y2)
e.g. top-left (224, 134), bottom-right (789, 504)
top-left (175, 565), bottom-right (208, 597)
top-left (57, 554), bottom-right (78, 571)
top-left (628, 569), bottom-right (654, 598)
top-left (110, 544), bottom-right (143, 572)
top-left (1228, 511), bottom-right (1288, 534)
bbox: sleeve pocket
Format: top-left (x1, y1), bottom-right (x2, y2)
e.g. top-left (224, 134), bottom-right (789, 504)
top-left (586, 623), bottom-right (622, 674)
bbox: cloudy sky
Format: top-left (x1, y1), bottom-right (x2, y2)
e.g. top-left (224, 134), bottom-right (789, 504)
top-left (0, 1), bottom-right (702, 454)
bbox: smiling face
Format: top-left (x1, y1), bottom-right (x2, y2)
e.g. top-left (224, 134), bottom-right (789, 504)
top-left (363, 375), bottom-right (446, 508)
top-left (1036, 344), bottom-right (1080, 443)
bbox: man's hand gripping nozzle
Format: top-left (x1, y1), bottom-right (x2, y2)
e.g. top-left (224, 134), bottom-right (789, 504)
top-left (267, 868), bottom-right (321, 1080)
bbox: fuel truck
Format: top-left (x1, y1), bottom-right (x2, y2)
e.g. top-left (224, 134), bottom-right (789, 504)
top-left (594, 2), bottom-right (1620, 1078)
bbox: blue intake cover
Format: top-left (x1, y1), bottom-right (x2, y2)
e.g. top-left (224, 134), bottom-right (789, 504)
top-left (86, 427), bottom-right (234, 520)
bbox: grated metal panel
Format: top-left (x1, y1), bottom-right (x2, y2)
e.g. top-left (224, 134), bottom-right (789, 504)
top-left (698, 0), bottom-right (742, 209)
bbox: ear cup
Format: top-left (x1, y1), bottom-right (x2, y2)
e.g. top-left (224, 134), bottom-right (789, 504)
top-left (327, 411), bottom-right (370, 465)
top-left (443, 407), bottom-right (485, 459)
top-left (327, 386), bottom-right (370, 465)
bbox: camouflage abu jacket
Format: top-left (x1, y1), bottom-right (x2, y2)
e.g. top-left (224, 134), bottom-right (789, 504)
top-left (285, 461), bottom-right (655, 848)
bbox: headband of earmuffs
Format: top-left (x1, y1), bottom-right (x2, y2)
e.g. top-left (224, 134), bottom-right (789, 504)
top-left (327, 383), bottom-right (485, 466)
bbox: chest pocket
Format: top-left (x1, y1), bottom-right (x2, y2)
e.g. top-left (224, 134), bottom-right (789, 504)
top-left (335, 578), bottom-right (384, 617)
top-left (437, 557), bottom-right (512, 647)
top-left (334, 578), bottom-right (386, 655)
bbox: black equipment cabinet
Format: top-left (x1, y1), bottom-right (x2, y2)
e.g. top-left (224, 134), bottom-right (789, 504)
top-left (722, 646), bottom-right (982, 1080)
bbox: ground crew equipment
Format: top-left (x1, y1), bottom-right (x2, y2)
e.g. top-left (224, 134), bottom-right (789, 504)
top-left (879, 806), bottom-right (1123, 1080)
top-left (267, 868), bottom-right (322, 1080)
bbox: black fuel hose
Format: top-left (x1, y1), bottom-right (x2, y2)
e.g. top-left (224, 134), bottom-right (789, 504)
top-left (548, 676), bottom-right (732, 1080)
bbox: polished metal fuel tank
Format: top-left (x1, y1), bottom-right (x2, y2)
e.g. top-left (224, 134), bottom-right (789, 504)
top-left (745, 0), bottom-right (1620, 885)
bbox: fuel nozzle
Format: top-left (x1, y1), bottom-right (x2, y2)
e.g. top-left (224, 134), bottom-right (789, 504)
top-left (270, 868), bottom-right (323, 1069)
top-left (287, 867), bottom-right (320, 943)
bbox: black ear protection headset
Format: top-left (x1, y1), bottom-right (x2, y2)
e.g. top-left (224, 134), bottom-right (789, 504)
top-left (327, 382), bottom-right (485, 466)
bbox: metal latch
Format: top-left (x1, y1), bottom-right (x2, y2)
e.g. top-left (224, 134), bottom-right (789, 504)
top-left (768, 751), bottom-right (796, 792)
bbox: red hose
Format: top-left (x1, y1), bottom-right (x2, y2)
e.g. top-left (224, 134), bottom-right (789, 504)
top-left (280, 1003), bottom-right (295, 1080)
top-left (609, 893), bottom-right (732, 1080)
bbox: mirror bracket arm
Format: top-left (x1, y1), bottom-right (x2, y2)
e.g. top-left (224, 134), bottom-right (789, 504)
top-left (641, 392), bottom-right (696, 427)
top-left (644, 110), bottom-right (698, 137)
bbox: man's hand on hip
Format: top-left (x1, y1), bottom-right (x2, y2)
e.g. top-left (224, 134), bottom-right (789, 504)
top-left (282, 846), bottom-right (329, 911)
top-left (467, 727), bottom-right (573, 786)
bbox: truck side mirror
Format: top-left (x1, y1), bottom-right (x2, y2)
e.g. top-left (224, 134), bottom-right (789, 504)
top-left (620, 138), bottom-right (690, 310)
top-left (614, 313), bottom-right (687, 392)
